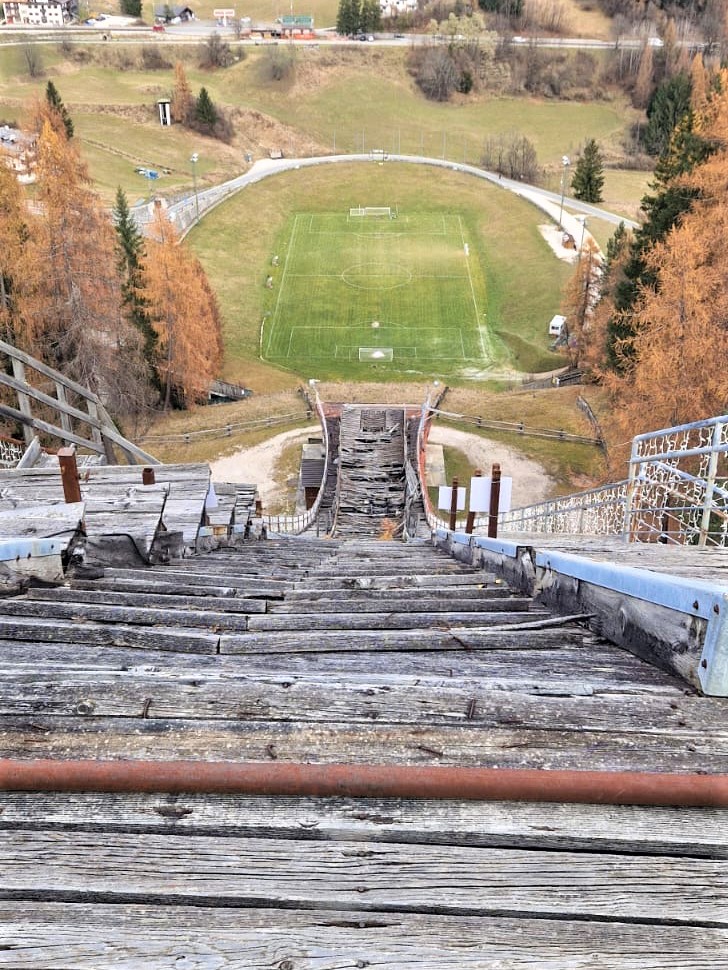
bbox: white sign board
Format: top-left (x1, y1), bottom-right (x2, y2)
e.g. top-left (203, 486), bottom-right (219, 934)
top-left (437, 486), bottom-right (466, 512)
top-left (469, 476), bottom-right (513, 514)
top-left (213, 7), bottom-right (236, 15)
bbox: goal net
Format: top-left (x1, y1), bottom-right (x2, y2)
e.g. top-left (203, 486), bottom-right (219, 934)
top-left (349, 206), bottom-right (393, 218)
top-left (359, 347), bottom-right (394, 361)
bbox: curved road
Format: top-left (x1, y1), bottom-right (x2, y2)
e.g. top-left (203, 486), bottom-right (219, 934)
top-left (136, 153), bottom-right (639, 242)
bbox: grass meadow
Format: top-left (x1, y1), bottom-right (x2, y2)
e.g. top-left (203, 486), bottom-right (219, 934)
top-left (0, 43), bottom-right (641, 392)
top-left (0, 46), bottom-right (641, 203)
top-left (190, 162), bottom-right (570, 389)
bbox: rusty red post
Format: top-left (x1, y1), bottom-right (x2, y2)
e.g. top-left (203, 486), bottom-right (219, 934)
top-left (58, 447), bottom-right (82, 504)
top-left (448, 476), bottom-right (459, 532)
top-left (142, 467), bottom-right (156, 485)
top-left (465, 468), bottom-right (482, 535)
top-left (488, 462), bottom-right (501, 538)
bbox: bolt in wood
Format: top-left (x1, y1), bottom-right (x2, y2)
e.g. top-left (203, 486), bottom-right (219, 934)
top-left (142, 467), bottom-right (156, 485)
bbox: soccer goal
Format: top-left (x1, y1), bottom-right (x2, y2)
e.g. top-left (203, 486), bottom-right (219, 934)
top-left (359, 347), bottom-right (394, 361)
top-left (349, 206), bottom-right (395, 219)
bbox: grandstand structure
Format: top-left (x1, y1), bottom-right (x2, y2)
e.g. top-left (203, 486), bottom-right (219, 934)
top-left (0, 352), bottom-right (728, 966)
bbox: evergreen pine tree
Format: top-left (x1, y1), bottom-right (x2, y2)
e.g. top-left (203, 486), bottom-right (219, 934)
top-left (120, 0), bottom-right (142, 15)
top-left (644, 73), bottom-right (692, 156)
top-left (195, 87), bottom-right (218, 130)
top-left (360, 0), bottom-right (380, 33)
top-left (45, 80), bottom-right (74, 140)
top-left (571, 139), bottom-right (604, 203)
top-left (112, 187), bottom-right (158, 378)
top-left (336, 0), bottom-right (360, 36)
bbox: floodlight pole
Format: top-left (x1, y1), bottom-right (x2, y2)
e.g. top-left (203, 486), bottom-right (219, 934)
top-left (190, 152), bottom-right (200, 224)
top-left (558, 155), bottom-right (570, 231)
top-left (577, 214), bottom-right (587, 257)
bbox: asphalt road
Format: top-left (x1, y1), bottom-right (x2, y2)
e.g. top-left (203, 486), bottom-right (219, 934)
top-left (0, 22), bottom-right (699, 50)
top-left (134, 153), bottom-right (638, 239)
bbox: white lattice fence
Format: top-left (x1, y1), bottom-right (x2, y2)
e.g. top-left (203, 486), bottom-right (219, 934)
top-left (497, 415), bottom-right (728, 547)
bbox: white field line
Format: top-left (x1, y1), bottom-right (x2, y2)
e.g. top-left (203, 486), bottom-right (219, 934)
top-left (265, 213), bottom-right (299, 358)
top-left (458, 214), bottom-right (490, 363)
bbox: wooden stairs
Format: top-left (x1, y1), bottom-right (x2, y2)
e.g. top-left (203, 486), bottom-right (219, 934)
top-left (2, 535), bottom-right (728, 965)
top-left (331, 406), bottom-right (408, 536)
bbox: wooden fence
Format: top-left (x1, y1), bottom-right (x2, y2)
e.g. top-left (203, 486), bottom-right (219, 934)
top-left (430, 408), bottom-right (603, 448)
top-left (0, 339), bottom-right (158, 466)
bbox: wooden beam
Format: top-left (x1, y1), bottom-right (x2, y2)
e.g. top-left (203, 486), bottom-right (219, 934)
top-left (9, 358), bottom-right (35, 447)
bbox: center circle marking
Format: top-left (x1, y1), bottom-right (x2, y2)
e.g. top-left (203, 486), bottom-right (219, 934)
top-left (342, 262), bottom-right (412, 290)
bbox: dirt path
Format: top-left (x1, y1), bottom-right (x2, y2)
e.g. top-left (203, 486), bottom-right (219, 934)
top-left (210, 426), bottom-right (319, 507)
top-left (210, 424), bottom-right (554, 509)
top-left (428, 426), bottom-right (554, 506)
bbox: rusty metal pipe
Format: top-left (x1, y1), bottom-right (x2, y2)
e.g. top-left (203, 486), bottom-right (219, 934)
top-left (2, 760), bottom-right (728, 807)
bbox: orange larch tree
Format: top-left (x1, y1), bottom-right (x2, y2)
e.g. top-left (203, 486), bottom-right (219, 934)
top-left (140, 207), bottom-right (223, 409)
top-left (22, 120), bottom-right (154, 420)
top-left (605, 73), bottom-right (728, 441)
top-left (0, 160), bottom-right (31, 346)
top-left (171, 61), bottom-right (194, 126)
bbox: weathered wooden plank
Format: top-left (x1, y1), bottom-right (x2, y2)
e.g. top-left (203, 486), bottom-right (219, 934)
top-left (246, 610), bottom-right (542, 633)
top-left (0, 636), bottom-right (684, 694)
top-left (0, 599), bottom-right (249, 632)
top-left (0, 464), bottom-right (209, 486)
top-left (0, 616), bottom-right (219, 653)
top-left (101, 568), bottom-right (292, 592)
top-left (3, 830), bottom-right (728, 925)
top-left (268, 595), bottom-right (529, 614)
top-left (289, 573), bottom-right (496, 589)
top-left (282, 585), bottom-right (513, 602)
top-left (69, 577), bottom-right (284, 599)
top-left (24, 588), bottom-right (268, 614)
top-left (3, 903), bottom-right (728, 969)
top-left (0, 503), bottom-right (84, 540)
top-left (0, 718), bottom-right (721, 771)
top-left (221, 627), bottom-right (595, 654)
top-left (4, 792), bottom-right (728, 858)
top-left (0, 673), bottom-right (719, 733)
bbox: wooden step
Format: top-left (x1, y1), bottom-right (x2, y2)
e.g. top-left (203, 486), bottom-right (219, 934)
top-left (246, 608), bottom-right (538, 633)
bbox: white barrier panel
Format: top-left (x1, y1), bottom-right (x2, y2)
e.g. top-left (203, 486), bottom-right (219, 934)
top-left (470, 476), bottom-right (512, 514)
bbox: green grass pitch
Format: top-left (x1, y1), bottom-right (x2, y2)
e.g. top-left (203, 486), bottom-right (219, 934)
top-left (261, 211), bottom-right (492, 376)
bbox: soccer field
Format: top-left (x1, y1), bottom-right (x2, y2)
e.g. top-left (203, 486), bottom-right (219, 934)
top-left (261, 211), bottom-right (493, 375)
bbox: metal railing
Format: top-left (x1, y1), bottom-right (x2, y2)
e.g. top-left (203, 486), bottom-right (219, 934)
top-left (497, 414), bottom-right (728, 547)
top-left (0, 434), bottom-right (25, 468)
top-left (623, 415), bottom-right (728, 546)
top-left (498, 479), bottom-right (630, 536)
top-left (263, 387), bottom-right (329, 536)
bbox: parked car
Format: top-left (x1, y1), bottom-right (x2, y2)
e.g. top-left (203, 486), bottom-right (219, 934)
top-left (152, 23), bottom-right (165, 31)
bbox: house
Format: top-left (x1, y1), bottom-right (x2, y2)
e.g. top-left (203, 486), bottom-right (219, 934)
top-left (0, 127), bottom-right (37, 184)
top-left (153, 3), bottom-right (194, 22)
top-left (2, 0), bottom-right (76, 25)
top-left (379, 0), bottom-right (417, 16)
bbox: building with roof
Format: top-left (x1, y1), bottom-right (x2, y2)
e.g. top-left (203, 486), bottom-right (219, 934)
top-left (2, 0), bottom-right (76, 25)
top-left (152, 3), bottom-right (194, 20)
